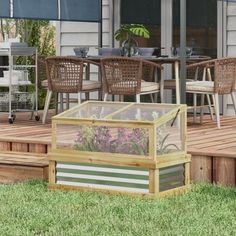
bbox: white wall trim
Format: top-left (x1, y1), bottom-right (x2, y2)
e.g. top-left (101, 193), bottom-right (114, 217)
top-left (56, 21), bottom-right (61, 56)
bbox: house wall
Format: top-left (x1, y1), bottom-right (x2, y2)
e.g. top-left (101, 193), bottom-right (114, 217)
top-left (56, 1), bottom-right (236, 115)
top-left (224, 2), bottom-right (236, 115)
top-left (56, 0), bottom-right (112, 57)
top-left (55, 0), bottom-right (112, 101)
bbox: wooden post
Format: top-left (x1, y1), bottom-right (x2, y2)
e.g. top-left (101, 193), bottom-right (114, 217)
top-left (191, 155), bottom-right (212, 183)
top-left (185, 162), bottom-right (191, 185)
top-left (213, 157), bottom-right (235, 187)
top-left (49, 161), bottom-right (56, 184)
top-left (0, 142), bottom-right (11, 151)
top-left (149, 125), bottom-right (157, 161)
top-left (29, 144), bottom-right (47, 153)
top-left (12, 143), bottom-right (28, 152)
top-left (149, 169), bottom-right (159, 195)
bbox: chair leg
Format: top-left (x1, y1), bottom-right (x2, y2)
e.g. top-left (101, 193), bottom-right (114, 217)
top-left (85, 92), bottom-right (89, 101)
top-left (200, 94), bottom-right (205, 124)
top-left (193, 93), bottom-right (197, 123)
top-left (66, 93), bottom-right (70, 110)
top-left (214, 93), bottom-right (221, 129)
top-left (103, 93), bottom-right (108, 101)
top-left (206, 94), bottom-right (214, 120)
top-left (136, 94), bottom-right (141, 103)
top-left (60, 93), bottom-right (64, 113)
top-left (78, 92), bottom-right (82, 104)
top-left (55, 93), bottom-right (58, 115)
top-left (42, 90), bottom-right (52, 124)
top-left (212, 94), bottom-right (216, 116)
top-left (231, 92), bottom-right (236, 114)
top-left (150, 94), bottom-right (154, 103)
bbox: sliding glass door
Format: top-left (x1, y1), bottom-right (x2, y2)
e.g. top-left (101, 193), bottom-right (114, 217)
top-left (173, 0), bottom-right (217, 58)
top-left (120, 0), bottom-right (161, 47)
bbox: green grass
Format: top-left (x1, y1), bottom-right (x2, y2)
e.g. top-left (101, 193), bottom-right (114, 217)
top-left (1, 180), bottom-right (236, 236)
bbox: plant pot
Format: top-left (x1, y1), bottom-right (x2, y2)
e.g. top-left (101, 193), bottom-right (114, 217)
top-left (122, 38), bottom-right (138, 57)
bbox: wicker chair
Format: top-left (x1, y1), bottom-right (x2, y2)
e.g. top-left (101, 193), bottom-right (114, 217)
top-left (164, 56), bottom-right (212, 90)
top-left (42, 56), bottom-right (101, 124)
top-left (186, 58), bottom-right (236, 128)
top-left (32, 55), bottom-right (48, 89)
top-left (100, 57), bottom-right (163, 102)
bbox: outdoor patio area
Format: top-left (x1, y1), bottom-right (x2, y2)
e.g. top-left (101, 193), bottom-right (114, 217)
top-left (0, 110), bottom-right (235, 186)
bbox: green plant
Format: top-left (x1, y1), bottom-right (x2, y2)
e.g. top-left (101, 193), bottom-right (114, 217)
top-left (114, 24), bottom-right (150, 43)
top-left (0, 19), bottom-right (56, 109)
top-left (114, 24), bottom-right (150, 56)
top-left (1, 181), bottom-right (236, 235)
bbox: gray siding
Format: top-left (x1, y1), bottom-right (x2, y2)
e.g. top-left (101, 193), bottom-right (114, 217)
top-left (55, 0), bottom-right (112, 101)
top-left (226, 2), bottom-right (236, 56)
top-left (225, 2), bottom-right (236, 115)
top-left (56, 0), bottom-right (112, 56)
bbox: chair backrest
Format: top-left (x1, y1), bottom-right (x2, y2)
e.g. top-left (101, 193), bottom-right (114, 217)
top-left (98, 48), bottom-right (121, 56)
top-left (32, 55), bottom-right (47, 88)
top-left (214, 58), bottom-right (236, 94)
top-left (46, 56), bottom-right (84, 93)
top-left (101, 57), bottom-right (142, 95)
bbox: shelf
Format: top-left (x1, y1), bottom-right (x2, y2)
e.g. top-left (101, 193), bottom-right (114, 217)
top-left (0, 43), bottom-right (38, 120)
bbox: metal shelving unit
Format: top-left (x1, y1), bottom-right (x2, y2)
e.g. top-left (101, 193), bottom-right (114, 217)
top-left (0, 42), bottom-right (39, 123)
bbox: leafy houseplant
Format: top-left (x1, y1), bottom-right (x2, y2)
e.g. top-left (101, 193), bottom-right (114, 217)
top-left (114, 24), bottom-right (150, 57)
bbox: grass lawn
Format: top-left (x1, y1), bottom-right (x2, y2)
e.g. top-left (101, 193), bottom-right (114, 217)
top-left (1, 180), bottom-right (236, 236)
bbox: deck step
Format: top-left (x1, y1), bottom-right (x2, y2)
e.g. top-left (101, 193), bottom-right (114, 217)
top-left (0, 151), bottom-right (48, 184)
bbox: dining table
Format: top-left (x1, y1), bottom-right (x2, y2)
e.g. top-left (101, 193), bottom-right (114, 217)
top-left (83, 55), bottom-right (211, 104)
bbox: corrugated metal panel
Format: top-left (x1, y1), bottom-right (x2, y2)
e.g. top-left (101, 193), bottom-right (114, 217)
top-left (159, 165), bottom-right (185, 192)
top-left (56, 162), bottom-right (149, 193)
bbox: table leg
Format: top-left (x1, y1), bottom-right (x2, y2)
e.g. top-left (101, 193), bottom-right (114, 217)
top-left (154, 67), bottom-right (162, 103)
top-left (159, 67), bottom-right (164, 103)
top-left (85, 63), bottom-right (90, 101)
top-left (175, 61), bottom-right (180, 104)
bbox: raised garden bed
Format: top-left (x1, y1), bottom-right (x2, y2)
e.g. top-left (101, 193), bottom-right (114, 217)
top-left (48, 101), bottom-right (190, 197)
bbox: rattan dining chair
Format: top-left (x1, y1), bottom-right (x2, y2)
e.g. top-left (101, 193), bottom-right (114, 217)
top-left (186, 58), bottom-right (236, 128)
top-left (163, 56), bottom-right (212, 91)
top-left (42, 56), bottom-right (101, 124)
top-left (100, 57), bottom-right (163, 102)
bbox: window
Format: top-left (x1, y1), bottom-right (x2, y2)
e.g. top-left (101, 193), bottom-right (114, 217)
top-left (173, 0), bottom-right (217, 58)
top-left (120, 0), bottom-right (161, 47)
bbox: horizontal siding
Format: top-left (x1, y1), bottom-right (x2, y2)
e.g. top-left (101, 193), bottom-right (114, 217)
top-left (227, 16), bottom-right (236, 30)
top-left (225, 2), bottom-right (236, 115)
top-left (226, 3), bottom-right (236, 55)
top-left (227, 2), bottom-right (236, 16)
top-left (60, 33), bottom-right (110, 46)
top-left (60, 21), bottom-right (110, 33)
top-left (57, 0), bottom-right (111, 56)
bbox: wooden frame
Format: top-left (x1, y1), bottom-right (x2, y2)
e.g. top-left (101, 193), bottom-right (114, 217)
top-left (48, 101), bottom-right (190, 197)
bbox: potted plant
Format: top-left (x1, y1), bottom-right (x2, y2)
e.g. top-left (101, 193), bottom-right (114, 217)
top-left (114, 24), bottom-right (150, 57)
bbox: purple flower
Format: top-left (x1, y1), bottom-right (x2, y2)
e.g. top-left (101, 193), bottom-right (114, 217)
top-left (74, 126), bottom-right (148, 155)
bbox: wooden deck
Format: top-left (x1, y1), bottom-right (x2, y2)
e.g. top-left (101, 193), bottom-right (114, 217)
top-left (0, 111), bottom-right (51, 152)
top-left (188, 115), bottom-right (236, 186)
top-left (0, 111), bottom-right (236, 186)
top-left (188, 116), bottom-right (236, 157)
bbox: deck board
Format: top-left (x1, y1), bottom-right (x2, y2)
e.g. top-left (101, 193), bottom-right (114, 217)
top-left (0, 111), bottom-right (235, 158)
top-left (188, 115), bottom-right (236, 157)
top-left (0, 111), bottom-right (236, 185)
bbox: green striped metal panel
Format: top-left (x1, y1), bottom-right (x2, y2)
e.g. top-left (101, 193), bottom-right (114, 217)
top-left (159, 165), bottom-right (185, 192)
top-left (56, 162), bottom-right (149, 194)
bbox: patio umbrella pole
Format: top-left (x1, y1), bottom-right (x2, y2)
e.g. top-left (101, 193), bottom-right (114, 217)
top-left (98, 0), bottom-right (103, 48)
top-left (180, 0), bottom-right (186, 104)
